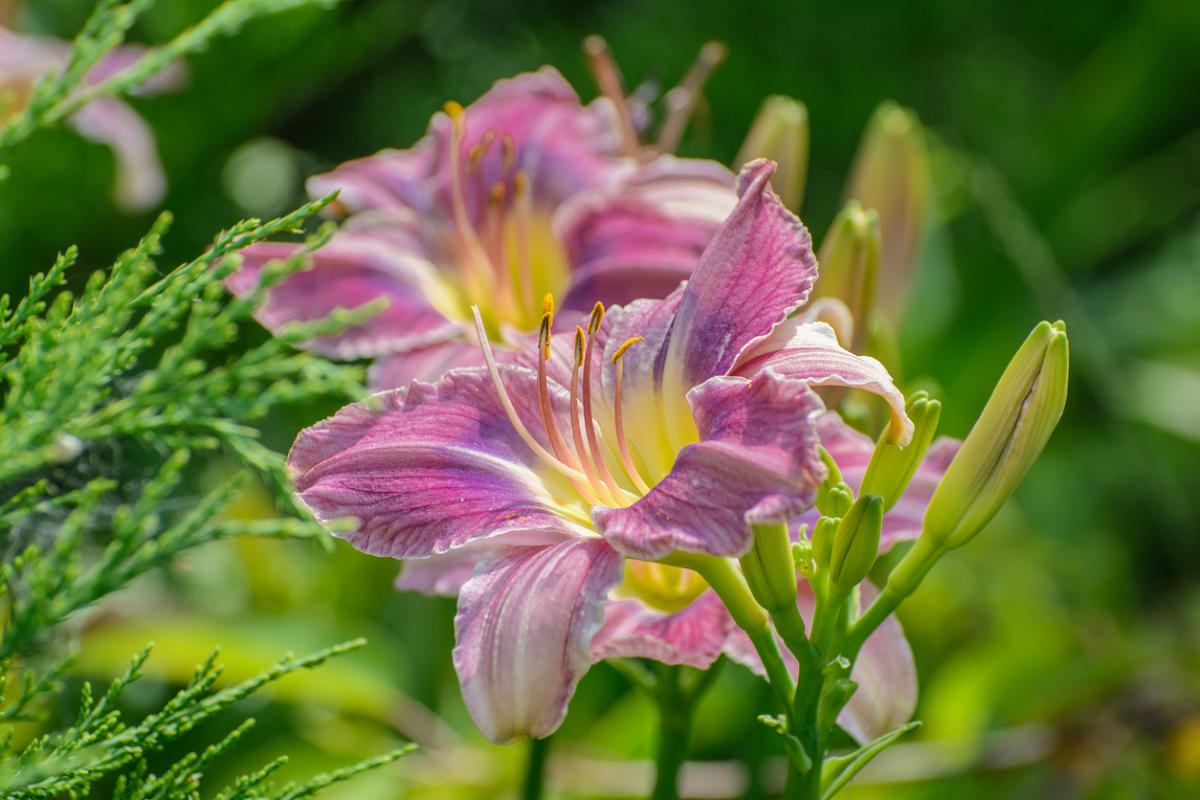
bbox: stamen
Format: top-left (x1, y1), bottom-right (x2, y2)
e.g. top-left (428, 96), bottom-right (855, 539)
top-left (502, 134), bottom-right (517, 172)
top-left (466, 130), bottom-right (495, 174)
top-left (471, 307), bottom-right (588, 484)
top-left (444, 102), bottom-right (494, 298)
top-left (512, 171), bottom-right (535, 321)
top-left (611, 337), bottom-right (653, 494)
top-left (583, 35), bottom-right (641, 157)
top-left (567, 327), bottom-right (622, 505)
top-left (656, 41), bottom-right (728, 153)
top-left (536, 313), bottom-right (587, 473)
top-left (571, 322), bottom-right (629, 503)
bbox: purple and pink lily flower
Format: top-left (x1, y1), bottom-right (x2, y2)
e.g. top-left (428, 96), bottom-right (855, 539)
top-left (286, 159), bottom-right (957, 745)
top-left (226, 67), bottom-right (738, 389)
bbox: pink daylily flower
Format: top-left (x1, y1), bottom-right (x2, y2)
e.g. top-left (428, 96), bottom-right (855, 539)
top-left (0, 26), bottom-right (185, 210)
top-left (227, 67), bottom-right (738, 389)
top-left (288, 160), bottom-right (914, 743)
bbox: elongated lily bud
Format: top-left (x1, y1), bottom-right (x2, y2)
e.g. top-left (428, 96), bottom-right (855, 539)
top-left (811, 516), bottom-right (840, 570)
top-left (735, 95), bottom-right (809, 211)
top-left (922, 321), bottom-right (1069, 551)
top-left (743, 522), bottom-right (799, 613)
top-left (842, 101), bottom-right (929, 328)
top-left (816, 201), bottom-right (881, 354)
top-left (829, 495), bottom-right (883, 595)
top-left (860, 391), bottom-right (941, 511)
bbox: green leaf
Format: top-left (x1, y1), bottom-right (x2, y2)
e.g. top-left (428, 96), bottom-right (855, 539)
top-left (819, 720), bottom-right (921, 799)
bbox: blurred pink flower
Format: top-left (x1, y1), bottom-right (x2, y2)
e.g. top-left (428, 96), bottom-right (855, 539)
top-left (228, 67), bottom-right (738, 389)
top-left (0, 26), bottom-right (185, 210)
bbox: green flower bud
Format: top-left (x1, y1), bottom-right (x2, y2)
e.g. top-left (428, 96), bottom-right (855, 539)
top-left (860, 391), bottom-right (942, 511)
top-left (810, 516), bottom-right (840, 570)
top-left (842, 101), bottom-right (929, 328)
top-left (922, 321), bottom-right (1069, 551)
top-left (816, 201), bottom-right (880, 354)
top-left (829, 495), bottom-right (883, 595)
top-left (735, 95), bottom-right (809, 211)
top-left (741, 521), bottom-right (798, 613)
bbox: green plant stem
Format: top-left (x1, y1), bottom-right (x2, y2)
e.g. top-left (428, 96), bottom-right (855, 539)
top-left (844, 584), bottom-right (906, 662)
top-left (651, 664), bottom-right (691, 800)
top-left (521, 735), bottom-right (550, 800)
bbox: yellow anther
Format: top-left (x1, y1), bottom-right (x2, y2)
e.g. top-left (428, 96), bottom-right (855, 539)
top-left (588, 302), bottom-right (606, 335)
top-left (443, 101), bottom-right (465, 128)
top-left (490, 182), bottom-right (506, 204)
top-left (502, 134), bottom-right (516, 171)
top-left (539, 312), bottom-right (553, 358)
top-left (513, 169), bottom-right (529, 197)
top-left (611, 336), bottom-right (645, 363)
top-left (542, 293), bottom-right (555, 316)
top-left (574, 326), bottom-right (586, 367)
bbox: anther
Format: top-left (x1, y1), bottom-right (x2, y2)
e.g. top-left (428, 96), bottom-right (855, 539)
top-left (538, 312), bottom-right (552, 359)
top-left (589, 302), bottom-right (605, 335)
top-left (574, 326), bottom-right (586, 367)
top-left (611, 336), bottom-right (645, 363)
top-left (502, 134), bottom-right (516, 172)
top-left (542, 293), bottom-right (555, 318)
top-left (443, 101), bottom-right (465, 128)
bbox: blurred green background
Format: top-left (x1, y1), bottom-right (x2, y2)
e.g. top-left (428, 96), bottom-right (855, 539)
top-left (4, 0), bottom-right (1200, 797)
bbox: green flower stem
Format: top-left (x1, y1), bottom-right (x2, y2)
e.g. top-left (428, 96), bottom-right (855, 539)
top-left (651, 664), bottom-right (691, 800)
top-left (784, 637), bottom-right (825, 800)
top-left (522, 735), bottom-right (550, 800)
top-left (845, 536), bottom-right (944, 660)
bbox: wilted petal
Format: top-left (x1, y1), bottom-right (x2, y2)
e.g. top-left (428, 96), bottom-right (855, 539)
top-left (591, 591), bottom-right (732, 669)
top-left (67, 98), bottom-right (166, 211)
top-left (724, 581), bottom-right (917, 745)
top-left (289, 369), bottom-right (592, 560)
top-left (454, 538), bottom-right (623, 742)
top-left (226, 227), bottom-right (460, 360)
top-left (661, 158), bottom-right (818, 390)
top-left (735, 320), bottom-right (913, 446)
top-left (594, 370), bottom-right (825, 560)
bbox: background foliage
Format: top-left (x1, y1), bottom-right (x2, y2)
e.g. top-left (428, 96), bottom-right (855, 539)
top-left (3, 0), bottom-right (1199, 797)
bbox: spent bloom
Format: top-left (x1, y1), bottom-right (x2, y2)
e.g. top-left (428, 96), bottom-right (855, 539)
top-left (228, 67), bottom-right (738, 389)
top-left (0, 26), bottom-right (185, 210)
top-left (288, 160), bottom-right (919, 743)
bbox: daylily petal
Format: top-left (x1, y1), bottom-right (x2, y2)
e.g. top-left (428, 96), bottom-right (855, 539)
top-left (368, 340), bottom-right (488, 391)
top-left (67, 98), bottom-right (166, 211)
top-left (593, 370), bottom-right (825, 560)
top-left (226, 227), bottom-right (460, 360)
top-left (795, 412), bottom-right (960, 552)
top-left (306, 141), bottom-right (437, 218)
top-left (591, 591), bottom-right (732, 669)
top-left (558, 157), bottom-right (736, 312)
top-left (735, 320), bottom-right (913, 445)
top-left (309, 67), bottom-right (621, 219)
top-left (394, 529), bottom-right (567, 597)
top-left (289, 369), bottom-right (593, 560)
top-left (454, 538), bottom-right (623, 742)
top-left (724, 581), bottom-right (917, 745)
top-left (661, 158), bottom-right (818, 392)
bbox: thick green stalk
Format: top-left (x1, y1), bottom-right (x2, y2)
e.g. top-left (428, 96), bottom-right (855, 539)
top-left (651, 664), bottom-right (691, 800)
top-left (521, 735), bottom-right (550, 800)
